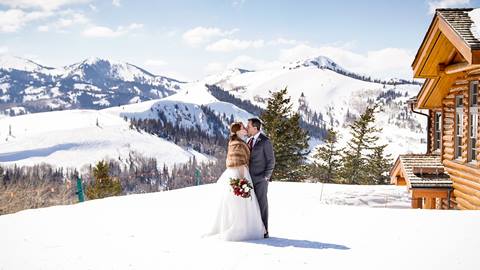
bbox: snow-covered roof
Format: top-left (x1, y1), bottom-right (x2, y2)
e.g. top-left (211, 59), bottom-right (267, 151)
top-left (390, 154), bottom-right (452, 189)
top-left (436, 8), bottom-right (480, 49)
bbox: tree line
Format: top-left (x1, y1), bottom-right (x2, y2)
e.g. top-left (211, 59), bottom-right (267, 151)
top-left (260, 87), bottom-right (392, 184)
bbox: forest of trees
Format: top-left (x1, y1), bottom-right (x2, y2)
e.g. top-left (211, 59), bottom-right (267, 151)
top-left (128, 107), bottom-right (229, 156)
top-left (0, 150), bottom-right (227, 215)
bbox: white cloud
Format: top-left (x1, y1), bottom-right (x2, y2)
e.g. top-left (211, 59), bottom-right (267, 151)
top-left (204, 55), bottom-right (280, 75)
top-left (0, 9), bottom-right (52, 32)
top-left (145, 59), bottom-right (167, 67)
top-left (88, 4), bottom-right (97, 11)
top-left (279, 44), bottom-right (414, 79)
top-left (206, 38), bottom-right (265, 52)
top-left (0, 46), bottom-right (8, 54)
top-left (205, 62), bottom-right (226, 74)
top-left (35, 10), bottom-right (88, 33)
top-left (268, 38), bottom-right (301, 46)
top-left (0, 0), bottom-right (91, 11)
top-left (427, 0), bottom-right (471, 14)
top-left (82, 23), bottom-right (143, 38)
top-left (37, 25), bottom-right (49, 32)
top-left (227, 55), bottom-right (277, 70)
top-left (182, 26), bottom-right (238, 47)
top-left (232, 0), bottom-right (246, 7)
top-left (112, 0), bottom-right (121, 7)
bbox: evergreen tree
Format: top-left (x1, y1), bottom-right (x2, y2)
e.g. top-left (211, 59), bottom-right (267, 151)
top-left (261, 87), bottom-right (309, 181)
top-left (340, 105), bottom-right (382, 184)
top-left (312, 128), bottom-right (342, 183)
top-left (367, 144), bottom-right (392, 185)
top-left (0, 165), bottom-right (3, 185)
top-left (86, 160), bottom-right (122, 200)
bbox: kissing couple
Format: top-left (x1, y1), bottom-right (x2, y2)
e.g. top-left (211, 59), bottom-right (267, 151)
top-left (205, 118), bottom-right (275, 241)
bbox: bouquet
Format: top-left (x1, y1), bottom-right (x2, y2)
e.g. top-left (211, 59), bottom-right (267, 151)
top-left (229, 177), bottom-right (253, 198)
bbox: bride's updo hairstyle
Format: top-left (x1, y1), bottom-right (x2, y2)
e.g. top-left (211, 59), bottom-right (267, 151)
top-left (229, 122), bottom-right (242, 142)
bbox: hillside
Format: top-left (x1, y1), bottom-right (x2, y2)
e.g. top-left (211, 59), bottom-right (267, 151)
top-left (204, 58), bottom-right (426, 156)
top-left (0, 182), bottom-right (478, 270)
top-left (0, 109), bottom-right (211, 171)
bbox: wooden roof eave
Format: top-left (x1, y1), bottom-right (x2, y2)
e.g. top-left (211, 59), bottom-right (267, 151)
top-left (416, 73), bottom-right (458, 109)
top-left (412, 12), bottom-right (480, 79)
top-left (389, 157), bottom-right (412, 188)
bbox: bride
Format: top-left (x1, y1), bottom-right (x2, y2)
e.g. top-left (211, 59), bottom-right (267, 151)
top-left (205, 122), bottom-right (266, 241)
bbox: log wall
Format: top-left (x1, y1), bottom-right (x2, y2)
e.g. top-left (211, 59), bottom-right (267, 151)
top-left (441, 71), bottom-right (480, 210)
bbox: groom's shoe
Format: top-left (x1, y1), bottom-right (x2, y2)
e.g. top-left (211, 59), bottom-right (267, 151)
top-left (264, 232), bottom-right (269, 238)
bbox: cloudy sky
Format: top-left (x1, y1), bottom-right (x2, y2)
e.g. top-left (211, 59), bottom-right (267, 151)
top-left (0, 0), bottom-right (479, 81)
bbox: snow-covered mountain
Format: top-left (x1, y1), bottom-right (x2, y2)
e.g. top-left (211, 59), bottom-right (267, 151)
top-left (1, 182), bottom-right (479, 270)
top-left (204, 59), bottom-right (425, 157)
top-left (0, 54), bottom-right (426, 171)
top-left (0, 56), bottom-right (182, 115)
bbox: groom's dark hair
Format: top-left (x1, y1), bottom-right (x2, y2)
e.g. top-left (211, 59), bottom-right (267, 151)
top-left (248, 118), bottom-right (262, 131)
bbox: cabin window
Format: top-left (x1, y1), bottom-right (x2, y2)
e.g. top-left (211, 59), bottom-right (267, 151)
top-left (434, 111), bottom-right (442, 151)
top-left (468, 81), bottom-right (478, 162)
top-left (455, 95), bottom-right (463, 159)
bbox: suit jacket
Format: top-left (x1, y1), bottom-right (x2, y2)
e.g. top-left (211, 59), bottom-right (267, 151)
top-left (248, 133), bottom-right (275, 183)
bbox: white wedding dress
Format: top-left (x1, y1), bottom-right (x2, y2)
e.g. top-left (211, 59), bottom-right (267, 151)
top-left (205, 165), bottom-right (266, 241)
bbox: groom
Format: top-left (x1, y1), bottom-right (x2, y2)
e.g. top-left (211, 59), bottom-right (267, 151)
top-left (246, 118), bottom-right (275, 238)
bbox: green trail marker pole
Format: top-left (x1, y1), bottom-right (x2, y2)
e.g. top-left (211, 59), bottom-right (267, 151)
top-left (76, 176), bottom-right (85, 202)
top-left (195, 168), bottom-right (202, 186)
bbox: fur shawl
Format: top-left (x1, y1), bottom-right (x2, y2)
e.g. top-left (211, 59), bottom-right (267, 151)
top-left (226, 139), bottom-right (250, 168)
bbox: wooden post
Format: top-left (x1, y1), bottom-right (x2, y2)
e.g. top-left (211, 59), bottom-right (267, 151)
top-left (425, 197), bottom-right (436, 209)
top-left (412, 198), bottom-right (422, 209)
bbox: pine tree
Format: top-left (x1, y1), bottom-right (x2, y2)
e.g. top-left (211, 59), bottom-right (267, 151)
top-left (0, 165), bottom-right (4, 185)
top-left (367, 144), bottom-right (392, 185)
top-left (312, 128), bottom-right (342, 183)
top-left (85, 160), bottom-right (122, 200)
top-left (261, 87), bottom-right (309, 181)
top-left (340, 105), bottom-right (381, 184)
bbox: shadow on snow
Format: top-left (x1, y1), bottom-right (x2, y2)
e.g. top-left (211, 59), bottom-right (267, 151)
top-left (247, 237), bottom-right (350, 250)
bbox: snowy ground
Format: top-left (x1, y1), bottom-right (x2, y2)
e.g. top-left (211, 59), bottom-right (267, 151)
top-left (0, 109), bottom-right (212, 171)
top-left (1, 182), bottom-right (478, 270)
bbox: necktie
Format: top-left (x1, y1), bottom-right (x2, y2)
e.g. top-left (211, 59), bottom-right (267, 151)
top-left (248, 138), bottom-right (254, 150)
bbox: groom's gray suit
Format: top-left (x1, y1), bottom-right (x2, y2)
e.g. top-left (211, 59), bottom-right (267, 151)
top-left (248, 132), bottom-right (275, 233)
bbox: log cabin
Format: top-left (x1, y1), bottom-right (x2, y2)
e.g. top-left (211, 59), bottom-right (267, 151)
top-left (390, 8), bottom-right (480, 210)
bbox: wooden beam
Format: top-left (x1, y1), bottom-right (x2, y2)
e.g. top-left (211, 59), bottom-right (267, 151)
top-left (441, 62), bottom-right (480, 75)
top-left (411, 188), bottom-right (450, 199)
top-left (413, 17), bottom-right (441, 77)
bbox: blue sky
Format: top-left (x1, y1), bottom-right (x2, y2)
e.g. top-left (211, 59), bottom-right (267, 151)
top-left (0, 0), bottom-right (479, 81)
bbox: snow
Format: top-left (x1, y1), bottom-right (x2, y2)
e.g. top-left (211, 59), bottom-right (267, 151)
top-left (206, 60), bottom-right (425, 158)
top-left (0, 55), bottom-right (52, 73)
top-left (0, 109), bottom-right (213, 171)
top-left (74, 83), bottom-right (102, 92)
top-left (469, 9), bottom-right (480, 41)
top-left (0, 182), bottom-right (478, 270)
top-left (104, 81), bottom-right (255, 133)
top-left (0, 83), bottom-right (9, 94)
